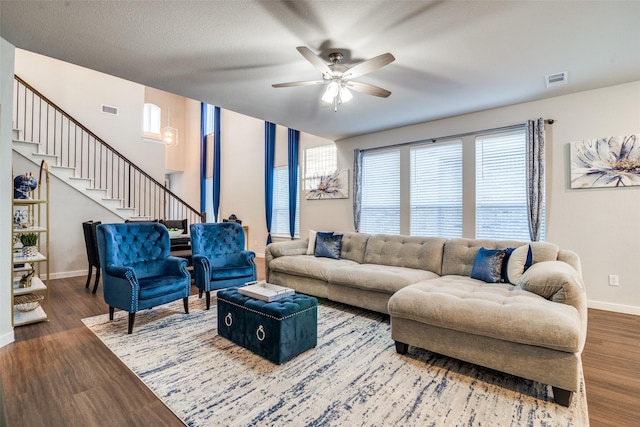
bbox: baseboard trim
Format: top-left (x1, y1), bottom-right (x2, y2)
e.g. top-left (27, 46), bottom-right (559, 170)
top-left (588, 299), bottom-right (640, 315)
top-left (0, 330), bottom-right (15, 349)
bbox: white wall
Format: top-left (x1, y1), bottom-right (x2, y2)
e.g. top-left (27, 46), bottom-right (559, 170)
top-left (15, 50), bottom-right (165, 183)
top-left (0, 38), bottom-right (16, 348)
top-left (217, 111), bottom-right (335, 256)
top-left (325, 81), bottom-right (640, 315)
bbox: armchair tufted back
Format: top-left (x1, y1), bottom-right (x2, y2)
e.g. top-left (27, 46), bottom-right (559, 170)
top-left (190, 222), bottom-right (247, 268)
top-left (97, 223), bottom-right (171, 279)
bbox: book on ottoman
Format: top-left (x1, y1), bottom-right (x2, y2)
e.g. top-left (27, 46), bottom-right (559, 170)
top-left (217, 288), bottom-right (318, 364)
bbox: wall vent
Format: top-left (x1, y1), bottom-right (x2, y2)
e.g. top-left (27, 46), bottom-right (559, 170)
top-left (545, 72), bottom-right (568, 88)
top-left (101, 104), bottom-right (119, 115)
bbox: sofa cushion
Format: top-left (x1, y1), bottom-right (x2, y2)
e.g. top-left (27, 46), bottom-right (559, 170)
top-left (470, 248), bottom-right (506, 283)
top-left (363, 234), bottom-right (447, 274)
top-left (269, 255), bottom-right (358, 282)
top-left (328, 264), bottom-right (439, 294)
top-left (442, 238), bottom-right (560, 277)
top-left (388, 276), bottom-right (583, 353)
top-left (339, 232), bottom-right (371, 264)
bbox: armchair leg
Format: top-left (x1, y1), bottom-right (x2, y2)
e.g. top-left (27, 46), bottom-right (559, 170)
top-left (205, 291), bottom-right (211, 310)
top-left (109, 306), bottom-right (115, 320)
top-left (198, 289), bottom-right (203, 298)
top-left (92, 269), bottom-right (101, 294)
top-left (127, 312), bottom-right (136, 334)
top-left (183, 297), bottom-right (189, 314)
top-left (85, 267), bottom-right (93, 289)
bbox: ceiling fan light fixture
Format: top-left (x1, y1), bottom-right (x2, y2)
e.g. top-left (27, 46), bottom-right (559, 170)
top-left (339, 86), bottom-right (352, 103)
top-left (322, 81), bottom-right (339, 103)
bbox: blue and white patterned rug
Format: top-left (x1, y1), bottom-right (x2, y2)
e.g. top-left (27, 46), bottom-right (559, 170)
top-left (82, 296), bottom-right (588, 426)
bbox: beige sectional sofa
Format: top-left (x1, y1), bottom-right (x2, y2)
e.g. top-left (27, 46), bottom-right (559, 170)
top-left (265, 232), bottom-right (587, 406)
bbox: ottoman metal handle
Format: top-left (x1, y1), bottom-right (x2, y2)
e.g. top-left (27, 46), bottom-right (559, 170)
top-left (256, 325), bottom-right (266, 341)
top-left (225, 313), bottom-right (233, 327)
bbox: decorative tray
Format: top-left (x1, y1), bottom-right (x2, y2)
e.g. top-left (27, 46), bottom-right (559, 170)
top-left (238, 281), bottom-right (295, 302)
top-left (14, 293), bottom-right (44, 312)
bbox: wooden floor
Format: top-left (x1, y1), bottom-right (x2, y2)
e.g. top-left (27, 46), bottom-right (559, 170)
top-left (1, 259), bottom-right (638, 427)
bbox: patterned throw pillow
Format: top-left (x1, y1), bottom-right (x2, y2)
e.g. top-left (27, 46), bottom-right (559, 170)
top-left (314, 233), bottom-right (343, 260)
top-left (470, 247), bottom-right (507, 283)
top-left (306, 230), bottom-right (333, 255)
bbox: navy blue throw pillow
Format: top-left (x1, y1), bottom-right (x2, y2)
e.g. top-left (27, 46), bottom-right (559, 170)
top-left (471, 247), bottom-right (507, 283)
top-left (314, 233), bottom-right (343, 259)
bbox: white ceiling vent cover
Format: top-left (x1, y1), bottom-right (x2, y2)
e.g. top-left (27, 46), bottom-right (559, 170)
top-left (101, 104), bottom-right (119, 115)
top-left (545, 72), bottom-right (568, 88)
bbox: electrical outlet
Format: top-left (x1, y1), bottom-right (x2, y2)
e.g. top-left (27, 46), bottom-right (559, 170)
top-left (608, 274), bottom-right (619, 286)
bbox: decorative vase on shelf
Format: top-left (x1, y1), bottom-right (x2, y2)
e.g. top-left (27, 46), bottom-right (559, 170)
top-left (20, 233), bottom-right (39, 257)
top-left (14, 172), bottom-right (38, 199)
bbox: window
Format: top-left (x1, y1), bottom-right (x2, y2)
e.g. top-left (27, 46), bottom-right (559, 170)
top-left (143, 103), bottom-right (161, 137)
top-left (410, 141), bottom-right (463, 238)
top-left (304, 145), bottom-right (337, 193)
top-left (476, 131), bottom-right (545, 240)
top-left (360, 150), bottom-right (400, 234)
top-left (272, 166), bottom-right (300, 237)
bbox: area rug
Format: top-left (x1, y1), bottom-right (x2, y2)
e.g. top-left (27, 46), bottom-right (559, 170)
top-left (82, 296), bottom-right (588, 426)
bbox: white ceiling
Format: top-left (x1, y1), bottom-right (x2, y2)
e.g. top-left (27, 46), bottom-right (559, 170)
top-left (2, 1), bottom-right (640, 141)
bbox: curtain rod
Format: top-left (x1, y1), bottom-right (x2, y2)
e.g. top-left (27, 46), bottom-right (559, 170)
top-left (361, 119), bottom-right (554, 153)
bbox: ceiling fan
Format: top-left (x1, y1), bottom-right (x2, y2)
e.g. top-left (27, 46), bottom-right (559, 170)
top-left (272, 46), bottom-right (395, 111)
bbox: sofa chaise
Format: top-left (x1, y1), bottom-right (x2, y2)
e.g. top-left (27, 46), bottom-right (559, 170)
top-left (265, 232), bottom-right (587, 406)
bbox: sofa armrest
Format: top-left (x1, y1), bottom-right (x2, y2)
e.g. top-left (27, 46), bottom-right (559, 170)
top-left (518, 260), bottom-right (588, 346)
top-left (265, 239), bottom-right (309, 282)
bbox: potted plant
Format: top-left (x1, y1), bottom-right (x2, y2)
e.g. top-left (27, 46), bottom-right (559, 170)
top-left (20, 233), bottom-right (39, 257)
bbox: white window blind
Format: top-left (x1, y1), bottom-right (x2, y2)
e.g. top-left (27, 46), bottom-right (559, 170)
top-left (272, 166), bottom-right (300, 237)
top-left (304, 145), bottom-right (337, 191)
top-left (360, 150), bottom-right (400, 234)
top-left (476, 131), bottom-right (545, 241)
top-left (410, 141), bottom-right (463, 238)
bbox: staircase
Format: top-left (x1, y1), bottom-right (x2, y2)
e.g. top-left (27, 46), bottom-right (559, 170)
top-left (11, 75), bottom-right (203, 225)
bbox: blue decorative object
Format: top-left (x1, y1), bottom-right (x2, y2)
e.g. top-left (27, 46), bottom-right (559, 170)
top-left (14, 172), bottom-right (38, 199)
top-left (471, 247), bottom-right (506, 283)
top-left (190, 222), bottom-right (257, 310)
top-left (314, 233), bottom-right (343, 259)
top-left (217, 288), bottom-right (318, 364)
top-left (501, 247), bottom-right (516, 283)
top-left (96, 222), bottom-right (191, 334)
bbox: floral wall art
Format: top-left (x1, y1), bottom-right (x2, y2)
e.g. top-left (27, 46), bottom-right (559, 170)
top-left (305, 169), bottom-right (349, 199)
top-left (570, 134), bottom-right (640, 188)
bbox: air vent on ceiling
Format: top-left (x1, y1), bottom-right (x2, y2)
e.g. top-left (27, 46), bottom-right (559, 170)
top-left (101, 104), bottom-right (119, 115)
top-left (545, 71), bottom-right (568, 88)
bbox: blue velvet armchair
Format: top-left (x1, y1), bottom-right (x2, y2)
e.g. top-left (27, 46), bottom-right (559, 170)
top-left (190, 222), bottom-right (257, 309)
top-left (96, 222), bottom-right (191, 334)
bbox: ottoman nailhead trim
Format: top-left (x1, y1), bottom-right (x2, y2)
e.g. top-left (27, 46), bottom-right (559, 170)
top-left (217, 297), bottom-right (317, 321)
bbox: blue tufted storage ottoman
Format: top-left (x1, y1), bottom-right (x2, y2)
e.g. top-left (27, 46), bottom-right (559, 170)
top-left (217, 288), bottom-right (318, 364)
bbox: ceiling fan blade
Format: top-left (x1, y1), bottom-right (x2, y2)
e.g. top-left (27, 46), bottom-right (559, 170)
top-left (272, 80), bottom-right (327, 88)
top-left (296, 46), bottom-right (332, 76)
top-left (346, 81), bottom-right (392, 98)
top-left (343, 53), bottom-right (395, 79)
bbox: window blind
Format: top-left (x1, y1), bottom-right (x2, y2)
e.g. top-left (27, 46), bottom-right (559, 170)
top-left (360, 150), bottom-right (400, 234)
top-left (476, 132), bottom-right (545, 241)
top-left (410, 141), bottom-right (463, 238)
top-left (272, 166), bottom-right (300, 237)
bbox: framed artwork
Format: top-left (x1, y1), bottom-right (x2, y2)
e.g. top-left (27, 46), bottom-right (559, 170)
top-left (305, 169), bottom-right (349, 199)
top-left (570, 134), bottom-right (640, 188)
